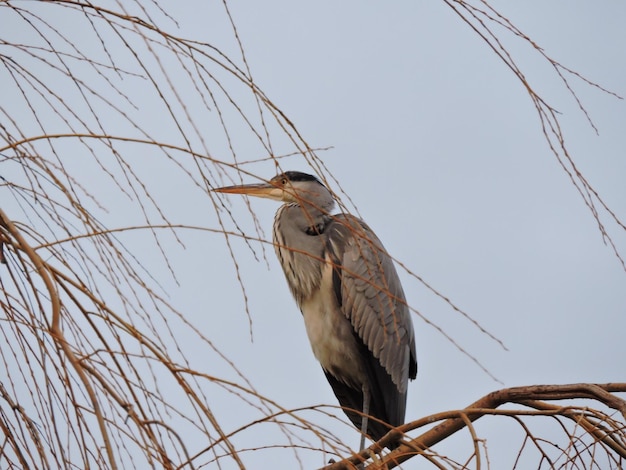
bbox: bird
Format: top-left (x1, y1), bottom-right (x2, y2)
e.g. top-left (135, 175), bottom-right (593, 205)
top-left (214, 171), bottom-right (417, 451)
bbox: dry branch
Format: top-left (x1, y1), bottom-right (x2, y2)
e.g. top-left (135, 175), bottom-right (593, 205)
top-left (324, 383), bottom-right (626, 469)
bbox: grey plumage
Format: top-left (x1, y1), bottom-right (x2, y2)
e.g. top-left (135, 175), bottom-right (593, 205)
top-left (215, 171), bottom-right (417, 447)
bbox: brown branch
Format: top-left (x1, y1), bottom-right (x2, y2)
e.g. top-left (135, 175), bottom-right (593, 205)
top-left (323, 383), bottom-right (626, 469)
top-left (0, 208), bottom-right (118, 470)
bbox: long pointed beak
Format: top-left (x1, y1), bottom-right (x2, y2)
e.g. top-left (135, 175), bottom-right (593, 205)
top-left (213, 182), bottom-right (284, 201)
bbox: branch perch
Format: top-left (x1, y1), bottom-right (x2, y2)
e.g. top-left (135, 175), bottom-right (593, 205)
top-left (323, 383), bottom-right (626, 469)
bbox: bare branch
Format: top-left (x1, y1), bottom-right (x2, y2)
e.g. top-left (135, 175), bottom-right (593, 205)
top-left (323, 383), bottom-right (626, 469)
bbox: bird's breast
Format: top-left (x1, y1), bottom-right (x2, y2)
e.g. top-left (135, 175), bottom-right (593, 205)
top-left (299, 260), bottom-right (367, 390)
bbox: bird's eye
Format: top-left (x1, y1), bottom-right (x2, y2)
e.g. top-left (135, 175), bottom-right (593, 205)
top-left (281, 178), bottom-right (288, 185)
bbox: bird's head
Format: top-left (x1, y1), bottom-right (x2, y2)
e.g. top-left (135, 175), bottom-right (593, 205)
top-left (214, 171), bottom-right (334, 210)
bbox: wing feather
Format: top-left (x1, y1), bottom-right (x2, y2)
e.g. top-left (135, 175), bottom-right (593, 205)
top-left (325, 214), bottom-right (417, 430)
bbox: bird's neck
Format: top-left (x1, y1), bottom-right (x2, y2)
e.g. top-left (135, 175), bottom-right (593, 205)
top-left (272, 203), bottom-right (330, 304)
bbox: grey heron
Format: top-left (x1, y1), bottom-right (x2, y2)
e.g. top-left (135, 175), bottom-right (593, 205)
top-left (214, 171), bottom-right (417, 450)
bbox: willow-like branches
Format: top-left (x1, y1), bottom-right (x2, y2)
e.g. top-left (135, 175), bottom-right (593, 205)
top-left (0, 1), bottom-right (624, 469)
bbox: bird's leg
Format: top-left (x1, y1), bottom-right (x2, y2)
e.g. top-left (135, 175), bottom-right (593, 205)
top-left (359, 386), bottom-right (370, 452)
